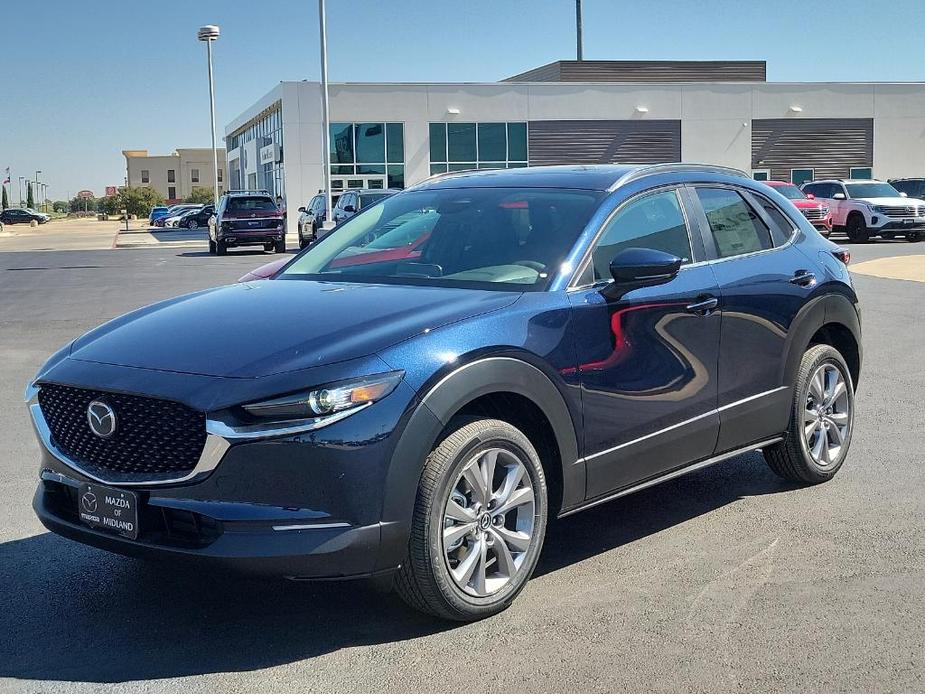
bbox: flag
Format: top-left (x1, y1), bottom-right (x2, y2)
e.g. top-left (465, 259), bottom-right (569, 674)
top-left (2, 167), bottom-right (9, 185)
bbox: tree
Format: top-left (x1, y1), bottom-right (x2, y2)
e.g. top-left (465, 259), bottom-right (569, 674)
top-left (114, 186), bottom-right (164, 217)
top-left (26, 182), bottom-right (34, 209)
top-left (52, 200), bottom-right (69, 213)
top-left (1, 186), bottom-right (8, 210)
top-left (185, 187), bottom-right (215, 204)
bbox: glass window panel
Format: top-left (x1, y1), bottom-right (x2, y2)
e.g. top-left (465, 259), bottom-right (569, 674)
top-left (696, 188), bottom-right (773, 259)
top-left (386, 123), bottom-right (404, 163)
top-left (507, 123), bottom-right (527, 161)
top-left (849, 167), bottom-right (872, 180)
top-left (448, 163), bottom-right (476, 171)
top-left (507, 162), bottom-right (528, 169)
top-left (447, 123), bottom-right (477, 162)
top-left (330, 123), bottom-right (354, 164)
top-left (429, 123), bottom-right (447, 163)
top-left (331, 165), bottom-right (354, 175)
top-left (347, 179), bottom-right (364, 189)
top-left (430, 163), bottom-right (448, 175)
top-left (478, 164), bottom-right (504, 169)
top-left (592, 190), bottom-right (693, 281)
top-left (791, 169), bottom-right (814, 185)
top-left (355, 123), bottom-right (385, 163)
top-left (387, 164), bottom-right (405, 189)
top-left (357, 164), bottom-right (386, 175)
top-left (331, 180), bottom-right (344, 190)
top-left (477, 123), bottom-right (506, 162)
top-left (367, 179), bottom-right (385, 189)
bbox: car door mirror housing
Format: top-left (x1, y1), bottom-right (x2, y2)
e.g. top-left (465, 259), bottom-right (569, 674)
top-left (833, 193), bottom-right (846, 200)
top-left (605, 248), bottom-right (682, 296)
top-left (899, 191), bottom-right (908, 198)
top-left (343, 205), bottom-right (356, 213)
top-left (298, 206), bottom-right (306, 213)
top-left (805, 192), bottom-right (815, 199)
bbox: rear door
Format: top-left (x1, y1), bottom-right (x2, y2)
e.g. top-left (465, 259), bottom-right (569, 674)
top-left (567, 186), bottom-right (722, 498)
top-left (688, 185), bottom-right (812, 453)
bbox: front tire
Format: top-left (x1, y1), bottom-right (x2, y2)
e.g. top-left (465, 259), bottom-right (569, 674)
top-left (187, 219), bottom-right (198, 230)
top-left (395, 418), bottom-right (548, 621)
top-left (764, 344), bottom-right (855, 484)
top-left (907, 230), bottom-right (922, 243)
top-left (208, 239), bottom-right (216, 254)
top-left (216, 239), bottom-right (227, 256)
top-left (845, 214), bottom-right (870, 243)
top-left (274, 237), bottom-right (286, 253)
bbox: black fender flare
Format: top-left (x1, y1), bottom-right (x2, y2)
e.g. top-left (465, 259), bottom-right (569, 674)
top-left (779, 292), bottom-right (862, 391)
top-left (374, 357), bottom-right (582, 571)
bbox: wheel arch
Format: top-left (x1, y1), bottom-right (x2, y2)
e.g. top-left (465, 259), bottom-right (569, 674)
top-left (375, 356), bottom-right (582, 572)
top-left (781, 293), bottom-right (862, 393)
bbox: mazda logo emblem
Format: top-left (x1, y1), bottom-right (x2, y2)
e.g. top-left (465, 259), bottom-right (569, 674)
top-left (87, 400), bottom-right (117, 438)
top-left (81, 491), bottom-right (98, 513)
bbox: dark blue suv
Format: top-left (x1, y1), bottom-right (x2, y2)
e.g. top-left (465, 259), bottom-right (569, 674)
top-left (27, 164), bottom-right (861, 621)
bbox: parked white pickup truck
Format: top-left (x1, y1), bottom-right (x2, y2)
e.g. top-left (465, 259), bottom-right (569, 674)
top-left (801, 179), bottom-right (925, 243)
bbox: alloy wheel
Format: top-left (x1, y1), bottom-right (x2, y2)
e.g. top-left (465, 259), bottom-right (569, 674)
top-left (803, 363), bottom-right (851, 467)
top-left (442, 448), bottom-right (536, 597)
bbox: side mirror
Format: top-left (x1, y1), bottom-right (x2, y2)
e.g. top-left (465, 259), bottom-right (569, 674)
top-left (832, 193), bottom-right (846, 200)
top-left (343, 205), bottom-right (356, 213)
top-left (899, 191), bottom-right (908, 198)
top-left (298, 206), bottom-right (306, 212)
top-left (805, 192), bottom-right (815, 199)
top-left (605, 247), bottom-right (682, 297)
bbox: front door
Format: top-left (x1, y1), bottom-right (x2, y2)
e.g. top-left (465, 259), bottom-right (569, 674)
top-left (567, 187), bottom-right (722, 499)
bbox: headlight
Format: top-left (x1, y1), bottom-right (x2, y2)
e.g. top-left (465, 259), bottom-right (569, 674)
top-left (242, 371), bottom-right (404, 420)
top-left (871, 205), bottom-right (887, 213)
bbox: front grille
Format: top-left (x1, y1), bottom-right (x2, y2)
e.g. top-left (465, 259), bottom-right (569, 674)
top-left (38, 384), bottom-right (207, 481)
top-left (801, 207), bottom-right (827, 221)
top-left (879, 205), bottom-right (925, 218)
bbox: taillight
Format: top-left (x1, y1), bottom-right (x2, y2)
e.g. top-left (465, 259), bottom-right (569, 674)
top-left (832, 248), bottom-right (851, 265)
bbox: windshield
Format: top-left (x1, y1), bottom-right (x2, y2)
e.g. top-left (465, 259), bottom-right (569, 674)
top-left (773, 184), bottom-right (806, 200)
top-left (226, 196), bottom-right (277, 212)
top-left (280, 187), bottom-right (604, 290)
top-left (845, 183), bottom-right (900, 199)
top-left (360, 192), bottom-right (392, 206)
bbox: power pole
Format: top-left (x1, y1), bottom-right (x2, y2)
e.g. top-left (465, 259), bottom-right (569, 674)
top-left (576, 0), bottom-right (583, 61)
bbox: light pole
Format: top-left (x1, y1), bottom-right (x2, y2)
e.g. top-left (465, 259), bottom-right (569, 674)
top-left (318, 0), bottom-right (333, 227)
top-left (18, 176), bottom-right (24, 206)
top-left (34, 171), bottom-right (41, 209)
top-left (198, 25), bottom-right (221, 212)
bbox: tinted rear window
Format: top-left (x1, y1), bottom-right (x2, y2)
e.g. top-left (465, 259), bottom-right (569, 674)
top-left (227, 196), bottom-right (277, 212)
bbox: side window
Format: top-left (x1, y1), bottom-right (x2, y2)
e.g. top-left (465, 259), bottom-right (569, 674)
top-left (752, 194), bottom-right (796, 246)
top-left (590, 189), bottom-right (693, 282)
top-left (695, 187), bottom-right (773, 259)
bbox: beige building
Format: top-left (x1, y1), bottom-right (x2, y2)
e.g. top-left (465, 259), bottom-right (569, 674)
top-left (123, 148), bottom-right (227, 203)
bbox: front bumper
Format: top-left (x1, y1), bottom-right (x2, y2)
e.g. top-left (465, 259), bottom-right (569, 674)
top-left (868, 216), bottom-right (925, 231)
top-left (27, 359), bottom-right (421, 579)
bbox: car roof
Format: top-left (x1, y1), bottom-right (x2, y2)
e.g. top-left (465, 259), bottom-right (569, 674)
top-left (411, 163), bottom-right (749, 192)
top-left (765, 180), bottom-right (799, 187)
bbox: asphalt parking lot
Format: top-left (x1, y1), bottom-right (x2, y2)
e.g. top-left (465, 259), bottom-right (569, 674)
top-left (1, 238), bottom-right (923, 693)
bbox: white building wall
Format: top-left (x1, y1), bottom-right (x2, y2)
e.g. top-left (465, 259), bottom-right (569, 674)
top-left (227, 79), bottom-right (925, 234)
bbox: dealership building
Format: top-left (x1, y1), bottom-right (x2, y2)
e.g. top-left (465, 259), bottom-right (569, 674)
top-left (224, 60), bottom-right (925, 234)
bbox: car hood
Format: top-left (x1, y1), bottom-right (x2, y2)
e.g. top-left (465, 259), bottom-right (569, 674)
top-left (858, 197), bottom-right (925, 206)
top-left (790, 198), bottom-right (826, 209)
top-left (69, 280), bottom-right (520, 378)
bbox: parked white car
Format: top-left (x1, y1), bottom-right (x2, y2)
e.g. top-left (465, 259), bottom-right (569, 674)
top-left (801, 179), bottom-right (925, 242)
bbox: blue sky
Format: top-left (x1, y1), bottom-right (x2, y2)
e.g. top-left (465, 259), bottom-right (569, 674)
top-left (3, 0), bottom-right (924, 200)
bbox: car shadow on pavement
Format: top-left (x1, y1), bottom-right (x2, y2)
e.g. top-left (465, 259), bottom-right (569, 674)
top-left (0, 451), bottom-right (797, 684)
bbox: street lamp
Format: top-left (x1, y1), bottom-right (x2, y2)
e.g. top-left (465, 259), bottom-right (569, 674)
top-left (197, 24), bottom-right (221, 212)
top-left (34, 171), bottom-right (41, 209)
top-left (18, 176), bottom-right (24, 206)
top-left (318, 0), bottom-right (333, 227)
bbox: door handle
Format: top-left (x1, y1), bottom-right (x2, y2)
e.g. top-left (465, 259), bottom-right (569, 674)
top-left (686, 295), bottom-right (719, 315)
top-left (789, 271), bottom-right (817, 287)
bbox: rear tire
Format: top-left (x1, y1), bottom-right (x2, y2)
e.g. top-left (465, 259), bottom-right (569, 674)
top-left (764, 344), bottom-right (855, 484)
top-left (187, 219), bottom-right (198, 230)
top-left (907, 231), bottom-right (922, 243)
top-left (845, 214), bottom-right (870, 243)
top-left (216, 239), bottom-right (227, 256)
top-left (208, 239), bottom-right (216, 254)
top-left (394, 417), bottom-right (548, 622)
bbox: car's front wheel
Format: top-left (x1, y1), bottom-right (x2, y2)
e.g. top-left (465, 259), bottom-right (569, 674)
top-left (907, 230), bottom-right (922, 243)
top-left (187, 219), bottom-right (198, 229)
top-left (764, 344), bottom-right (855, 484)
top-left (395, 417), bottom-right (548, 621)
top-left (845, 214), bottom-right (870, 243)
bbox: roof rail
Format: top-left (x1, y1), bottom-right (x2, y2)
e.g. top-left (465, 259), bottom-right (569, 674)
top-left (222, 189), bottom-right (271, 196)
top-left (610, 163), bottom-right (750, 190)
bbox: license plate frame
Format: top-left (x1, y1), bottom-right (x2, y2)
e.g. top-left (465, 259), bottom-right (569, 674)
top-left (77, 483), bottom-right (139, 540)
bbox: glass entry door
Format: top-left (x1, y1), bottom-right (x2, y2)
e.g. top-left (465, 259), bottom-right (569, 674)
top-left (331, 175), bottom-right (387, 203)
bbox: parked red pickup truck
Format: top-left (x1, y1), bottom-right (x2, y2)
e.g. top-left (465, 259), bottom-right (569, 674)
top-left (766, 181), bottom-right (833, 236)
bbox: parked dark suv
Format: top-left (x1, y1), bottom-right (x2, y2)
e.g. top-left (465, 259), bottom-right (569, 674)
top-left (1, 208), bottom-right (48, 225)
top-left (178, 204), bottom-right (214, 230)
top-left (208, 190), bottom-right (285, 255)
top-left (27, 164), bottom-right (861, 621)
top-left (331, 188), bottom-right (400, 225)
